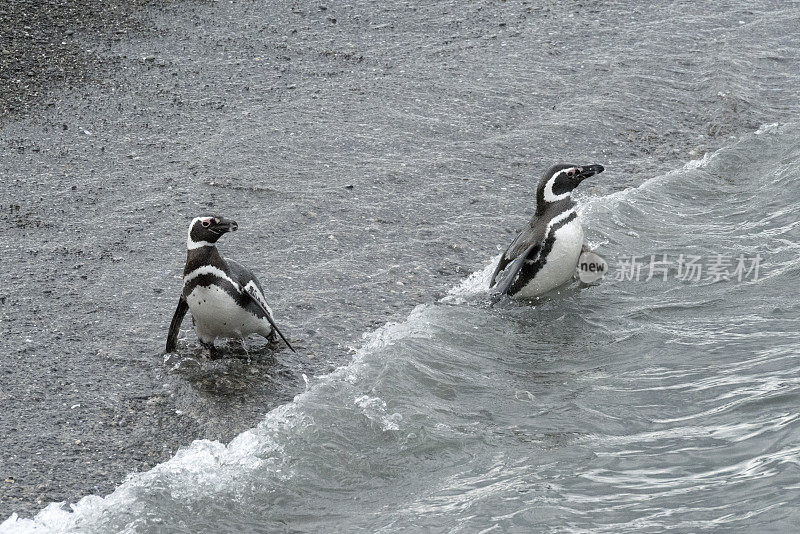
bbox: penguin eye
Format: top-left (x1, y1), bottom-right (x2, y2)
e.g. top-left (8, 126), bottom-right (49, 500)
top-left (201, 220), bottom-right (211, 228)
top-left (567, 170), bottom-right (575, 177)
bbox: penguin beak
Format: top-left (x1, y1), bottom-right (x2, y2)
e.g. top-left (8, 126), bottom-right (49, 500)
top-left (213, 217), bottom-right (238, 234)
top-left (577, 164), bottom-right (605, 182)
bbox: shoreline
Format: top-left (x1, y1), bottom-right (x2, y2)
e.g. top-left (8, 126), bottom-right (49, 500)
top-left (3, 0), bottom-right (799, 522)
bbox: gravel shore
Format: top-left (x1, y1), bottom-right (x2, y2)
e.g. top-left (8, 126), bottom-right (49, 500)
top-left (1, 0), bottom-right (205, 518)
top-left (4, 0), bottom-right (798, 522)
top-left (0, 0), bottom-right (155, 120)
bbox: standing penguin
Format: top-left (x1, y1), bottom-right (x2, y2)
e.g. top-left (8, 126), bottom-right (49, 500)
top-left (165, 214), bottom-right (295, 356)
top-left (489, 164), bottom-right (604, 301)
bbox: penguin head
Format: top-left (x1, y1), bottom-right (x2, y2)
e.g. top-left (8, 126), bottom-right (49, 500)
top-left (536, 164), bottom-right (604, 211)
top-left (187, 214), bottom-right (238, 248)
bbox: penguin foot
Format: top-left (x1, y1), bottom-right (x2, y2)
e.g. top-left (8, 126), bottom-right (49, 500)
top-left (200, 341), bottom-right (223, 360)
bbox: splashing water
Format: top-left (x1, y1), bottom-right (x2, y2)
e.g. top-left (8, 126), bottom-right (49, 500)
top-left (4, 123), bottom-right (800, 533)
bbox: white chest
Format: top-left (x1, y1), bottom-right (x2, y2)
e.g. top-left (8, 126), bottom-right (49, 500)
top-left (514, 217), bottom-right (584, 299)
top-left (186, 284), bottom-right (266, 343)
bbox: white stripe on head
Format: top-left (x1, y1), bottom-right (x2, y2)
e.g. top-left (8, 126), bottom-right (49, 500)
top-left (543, 168), bottom-right (576, 203)
top-left (187, 216), bottom-right (214, 250)
top-left (184, 265), bottom-right (241, 291)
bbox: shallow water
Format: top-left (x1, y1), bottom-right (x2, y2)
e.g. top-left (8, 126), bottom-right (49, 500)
top-left (5, 123), bottom-right (800, 532)
top-left (2, 0), bottom-right (800, 529)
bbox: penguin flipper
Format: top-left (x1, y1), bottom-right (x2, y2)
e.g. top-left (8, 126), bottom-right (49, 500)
top-left (489, 243), bottom-right (541, 301)
top-left (489, 222), bottom-right (543, 288)
top-left (243, 282), bottom-right (296, 353)
top-left (488, 252), bottom-right (512, 289)
top-left (166, 296), bottom-right (189, 352)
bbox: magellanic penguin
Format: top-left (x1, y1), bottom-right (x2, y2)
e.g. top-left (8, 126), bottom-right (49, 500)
top-left (489, 164), bottom-right (604, 301)
top-left (165, 215), bottom-right (295, 356)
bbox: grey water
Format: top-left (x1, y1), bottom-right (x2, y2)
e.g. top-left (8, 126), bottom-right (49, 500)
top-left (2, 0), bottom-right (800, 532)
top-left (8, 123), bottom-right (800, 532)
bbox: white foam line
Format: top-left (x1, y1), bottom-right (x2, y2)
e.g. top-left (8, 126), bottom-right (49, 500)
top-left (6, 255), bottom-right (502, 532)
top-left (441, 256), bottom-right (500, 304)
top-left (4, 121), bottom-right (787, 533)
top-left (0, 304), bottom-right (437, 534)
top-left (580, 120), bottom-right (787, 221)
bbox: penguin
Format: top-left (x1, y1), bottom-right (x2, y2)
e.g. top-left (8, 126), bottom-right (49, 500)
top-left (489, 164), bottom-right (604, 301)
top-left (165, 214), bottom-right (295, 356)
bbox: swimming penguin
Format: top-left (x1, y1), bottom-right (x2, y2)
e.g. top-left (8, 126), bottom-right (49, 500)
top-left (489, 164), bottom-right (604, 301)
top-left (165, 214), bottom-right (295, 356)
